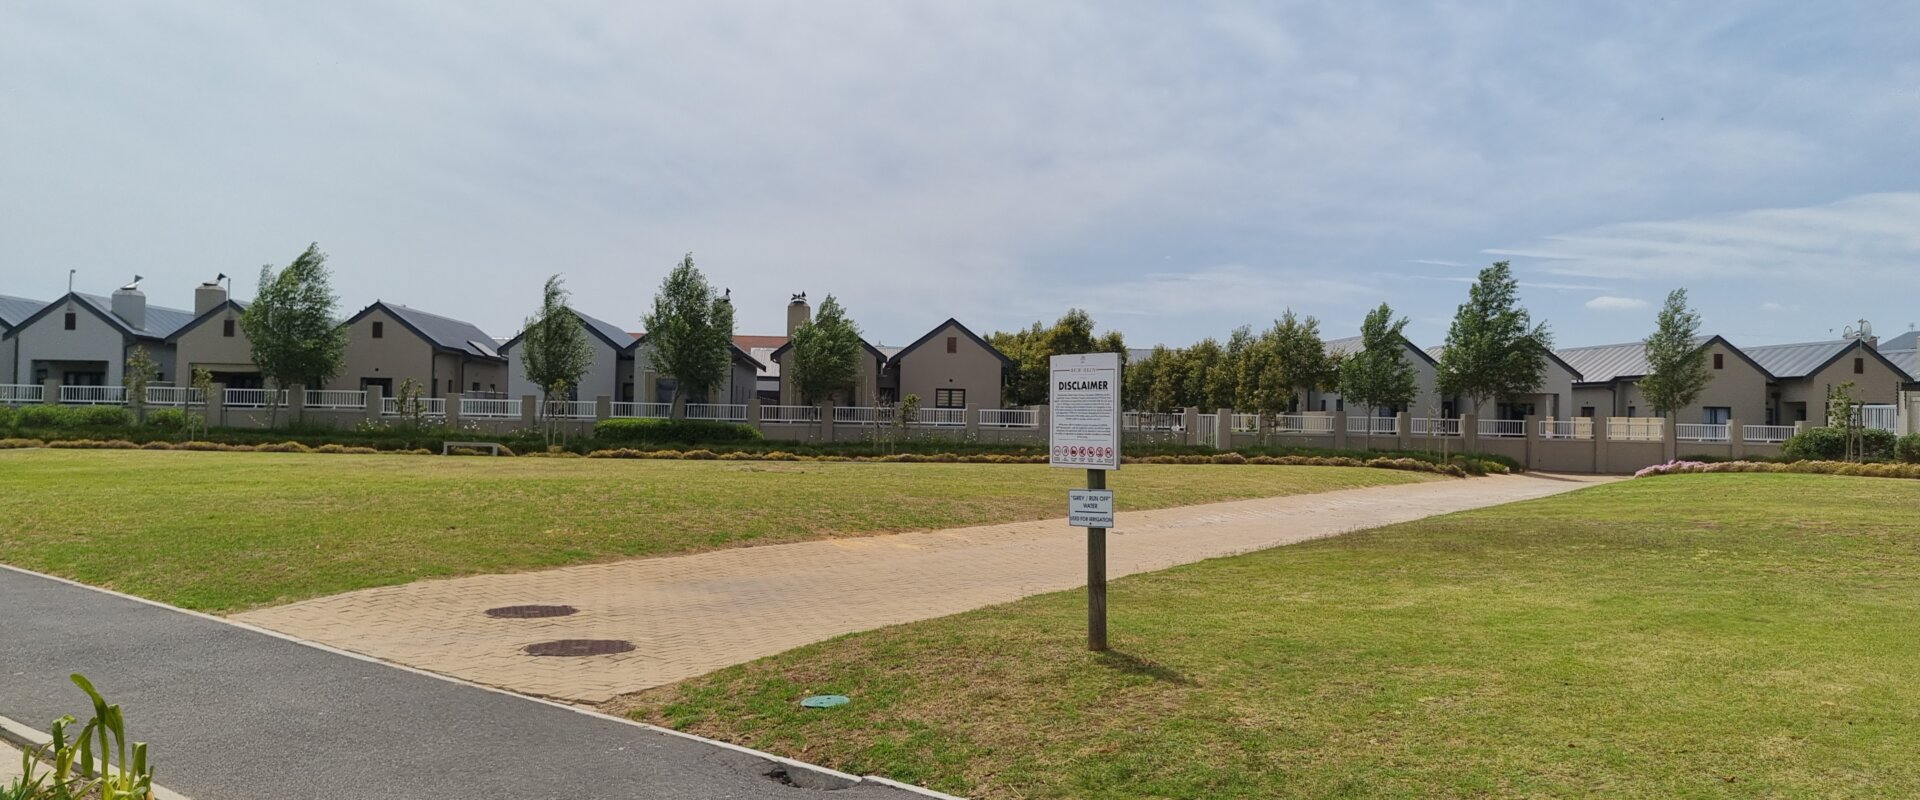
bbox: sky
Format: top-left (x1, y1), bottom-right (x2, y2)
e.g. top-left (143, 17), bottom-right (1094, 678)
top-left (3, 2), bottom-right (1917, 350)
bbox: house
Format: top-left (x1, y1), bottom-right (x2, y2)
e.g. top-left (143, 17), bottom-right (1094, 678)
top-left (883, 318), bottom-right (1014, 410)
top-left (627, 333), bottom-right (762, 405)
top-left (2, 284), bottom-right (193, 387)
top-left (1, 294), bottom-right (48, 387)
top-left (327, 301), bottom-right (507, 397)
top-left (1308, 335), bottom-right (1442, 417)
top-left (166, 281), bottom-right (260, 388)
top-left (1743, 338), bottom-right (1912, 424)
top-left (497, 309), bottom-right (636, 401)
top-left (1421, 344), bottom-right (1584, 420)
top-left (733, 334), bottom-right (788, 403)
top-left (1560, 336), bottom-right (1771, 423)
top-left (767, 294), bottom-right (887, 406)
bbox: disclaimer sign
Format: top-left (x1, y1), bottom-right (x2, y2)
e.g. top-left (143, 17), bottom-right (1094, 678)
top-left (1049, 352), bottom-right (1122, 470)
top-left (1068, 489), bottom-right (1115, 528)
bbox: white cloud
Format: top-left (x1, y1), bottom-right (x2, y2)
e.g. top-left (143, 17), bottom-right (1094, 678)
top-left (1585, 296), bottom-right (1649, 311)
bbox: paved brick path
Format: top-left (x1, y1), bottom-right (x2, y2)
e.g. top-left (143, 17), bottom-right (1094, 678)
top-left (235, 473), bottom-right (1614, 703)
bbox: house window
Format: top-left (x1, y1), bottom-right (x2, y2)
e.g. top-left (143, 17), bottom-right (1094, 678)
top-left (447, 379), bottom-right (454, 393)
top-left (934, 388), bottom-right (966, 409)
top-left (64, 312), bottom-right (76, 330)
top-left (223, 319), bottom-right (236, 337)
top-left (1703, 407), bottom-right (1730, 424)
top-left (946, 336), bottom-right (957, 354)
top-left (471, 382), bottom-right (480, 392)
top-left (1627, 406), bottom-right (1637, 417)
top-left (1580, 406), bottom-right (1595, 418)
top-left (372, 321), bottom-right (384, 339)
top-left (1854, 357), bottom-right (1865, 374)
top-left (1713, 353), bottom-right (1723, 369)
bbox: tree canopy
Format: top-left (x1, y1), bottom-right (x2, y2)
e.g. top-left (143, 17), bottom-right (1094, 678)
top-left (641, 254), bottom-right (734, 406)
top-left (1337, 303), bottom-right (1419, 419)
top-left (789, 294), bottom-right (865, 404)
top-left (1435, 261), bottom-right (1552, 413)
top-left (519, 274), bottom-right (595, 403)
top-left (243, 243), bottom-right (346, 395)
top-left (1640, 288), bottom-right (1711, 418)
top-left (989, 309), bottom-right (1128, 406)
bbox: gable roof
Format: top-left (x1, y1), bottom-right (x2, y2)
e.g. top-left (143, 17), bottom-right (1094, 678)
top-left (497, 309), bottom-right (635, 354)
top-left (163, 299), bottom-right (250, 343)
top-left (1559, 335), bottom-right (1779, 385)
top-left (0, 295), bottom-right (46, 330)
top-left (1426, 343), bottom-right (1583, 381)
top-left (343, 301), bottom-right (506, 361)
top-left (767, 334), bottom-right (887, 365)
top-left (1744, 338), bottom-right (1914, 381)
top-left (1883, 331), bottom-right (1920, 351)
top-left (629, 331), bottom-right (765, 371)
top-left (886, 318), bottom-right (1015, 369)
top-left (4, 292), bottom-right (194, 342)
top-left (1883, 348), bottom-right (1918, 378)
top-left (1323, 334), bottom-right (1438, 366)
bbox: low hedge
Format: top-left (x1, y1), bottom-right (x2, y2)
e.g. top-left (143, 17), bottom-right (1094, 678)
top-left (593, 418), bottom-right (763, 445)
top-left (1780, 426), bottom-right (1897, 462)
top-left (11, 405), bottom-right (133, 428)
top-left (1637, 459), bottom-right (1920, 480)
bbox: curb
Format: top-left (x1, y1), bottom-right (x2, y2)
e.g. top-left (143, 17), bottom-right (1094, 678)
top-left (0, 563), bottom-right (964, 799)
top-left (0, 714), bottom-right (192, 800)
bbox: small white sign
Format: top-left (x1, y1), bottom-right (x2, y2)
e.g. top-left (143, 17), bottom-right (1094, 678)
top-left (1049, 352), bottom-right (1122, 470)
top-left (1068, 489), bottom-right (1115, 528)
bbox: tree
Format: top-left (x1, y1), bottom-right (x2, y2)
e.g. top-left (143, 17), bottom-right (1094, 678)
top-left (1640, 288), bottom-right (1711, 421)
top-left (1184, 338), bottom-right (1227, 410)
top-left (1436, 261), bottom-right (1553, 415)
top-left (1337, 303), bottom-right (1419, 442)
top-left (641, 254), bottom-right (734, 412)
top-left (243, 243), bottom-right (347, 426)
top-left (187, 367), bottom-right (214, 439)
top-left (1122, 346), bottom-right (1163, 410)
top-left (1240, 310), bottom-right (1335, 427)
top-left (520, 275), bottom-right (595, 444)
top-left (789, 294), bottom-right (864, 404)
top-left (990, 309), bottom-right (1127, 406)
top-left (123, 345), bottom-right (158, 424)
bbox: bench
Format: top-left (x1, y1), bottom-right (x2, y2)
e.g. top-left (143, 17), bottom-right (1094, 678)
top-left (441, 441), bottom-right (506, 456)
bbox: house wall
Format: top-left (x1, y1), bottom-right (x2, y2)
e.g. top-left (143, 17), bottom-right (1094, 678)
top-left (776, 352), bottom-right (881, 406)
top-left (503, 338), bottom-right (622, 400)
top-left (0, 332), bottom-right (16, 385)
top-left (1308, 342), bottom-right (1438, 417)
top-left (1774, 346), bottom-right (1906, 424)
top-left (328, 307), bottom-right (435, 394)
top-left (1579, 342), bottom-right (1770, 422)
top-left (433, 351), bottom-right (507, 396)
top-left (9, 298), bottom-right (129, 384)
top-left (632, 343), bottom-right (752, 405)
top-left (174, 305), bottom-right (255, 378)
top-left (895, 322), bottom-right (1006, 409)
top-left (1465, 358), bottom-right (1577, 419)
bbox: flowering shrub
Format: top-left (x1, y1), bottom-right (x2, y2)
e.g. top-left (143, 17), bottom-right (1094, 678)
top-left (1634, 459), bottom-right (1920, 480)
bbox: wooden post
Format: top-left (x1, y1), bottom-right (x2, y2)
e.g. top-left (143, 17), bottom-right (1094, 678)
top-left (1087, 467), bottom-right (1107, 652)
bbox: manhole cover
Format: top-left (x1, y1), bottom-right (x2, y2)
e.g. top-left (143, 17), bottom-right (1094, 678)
top-left (523, 639), bottom-right (635, 657)
top-left (485, 605), bottom-right (578, 619)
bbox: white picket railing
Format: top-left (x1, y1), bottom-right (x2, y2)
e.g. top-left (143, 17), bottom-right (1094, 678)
top-left (1540, 419), bottom-right (1593, 440)
top-left (1608, 417), bottom-right (1664, 442)
top-left (610, 402), bottom-right (670, 419)
top-left (461, 397), bottom-right (521, 418)
top-left (916, 407), bottom-right (966, 427)
top-left (1347, 415), bottom-right (1397, 435)
top-left (1860, 404), bottom-right (1898, 432)
top-left (223, 388), bottom-right (289, 408)
top-left (304, 389), bottom-right (367, 409)
top-left (832, 406), bottom-right (887, 425)
top-left (1230, 413), bottom-right (1261, 432)
top-left (686, 403), bottom-right (748, 422)
top-left (979, 408), bottom-right (1037, 428)
top-left (762, 405), bottom-right (821, 424)
top-left (1271, 414), bottom-right (1335, 434)
top-left (1411, 417), bottom-right (1461, 437)
top-left (542, 400), bottom-right (598, 419)
top-left (0, 384), bottom-right (44, 404)
top-left (1123, 411), bottom-right (1184, 432)
top-left (1743, 425), bottom-right (1796, 444)
top-left (382, 396), bottom-right (446, 417)
top-left (146, 386), bottom-right (204, 407)
top-left (1675, 423), bottom-right (1729, 443)
top-left (1196, 413), bottom-right (1219, 447)
top-left (60, 385), bottom-right (126, 404)
top-left (1478, 418), bottom-right (1525, 438)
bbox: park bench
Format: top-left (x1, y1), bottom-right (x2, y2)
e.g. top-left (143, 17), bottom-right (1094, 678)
top-left (440, 441), bottom-right (506, 456)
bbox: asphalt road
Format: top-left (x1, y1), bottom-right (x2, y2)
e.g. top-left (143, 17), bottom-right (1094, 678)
top-left (0, 566), bottom-right (937, 800)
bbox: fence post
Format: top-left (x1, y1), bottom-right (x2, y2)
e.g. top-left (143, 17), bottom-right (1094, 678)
top-left (1728, 419), bottom-right (1745, 460)
top-left (817, 401), bottom-right (835, 443)
top-left (1662, 415), bottom-right (1678, 463)
top-left (1461, 413), bottom-right (1479, 453)
top-left (966, 403), bottom-right (981, 441)
top-left (1215, 407), bottom-right (1233, 450)
top-left (1183, 407), bottom-right (1200, 446)
top-left (519, 394), bottom-right (537, 429)
top-left (289, 384), bottom-right (307, 426)
top-left (747, 399), bottom-right (763, 435)
top-left (208, 383), bottom-right (227, 430)
top-left (1523, 414), bottom-right (1540, 470)
top-left (1396, 411), bottom-right (1413, 451)
top-left (364, 385), bottom-right (385, 426)
top-left (1593, 415), bottom-right (1611, 472)
top-left (446, 392), bottom-right (464, 428)
top-left (1033, 404), bottom-right (1050, 449)
top-left (1332, 410), bottom-right (1348, 450)
top-left (42, 378), bottom-right (59, 405)
top-left (595, 395), bottom-right (612, 422)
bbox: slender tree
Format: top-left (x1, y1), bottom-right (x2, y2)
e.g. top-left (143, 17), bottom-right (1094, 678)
top-left (520, 274), bottom-right (595, 445)
top-left (1436, 261), bottom-right (1553, 415)
top-left (243, 243), bottom-right (346, 426)
top-left (187, 366), bottom-right (214, 439)
top-left (1640, 288), bottom-right (1711, 422)
top-left (641, 254), bottom-right (734, 411)
top-left (789, 294), bottom-right (864, 404)
top-left (1338, 303), bottom-right (1419, 442)
top-left (123, 345), bottom-right (158, 424)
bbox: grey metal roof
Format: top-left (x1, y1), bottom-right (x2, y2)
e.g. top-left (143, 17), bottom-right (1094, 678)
top-left (574, 310), bottom-right (634, 352)
top-left (1324, 334), bottom-right (1436, 364)
top-left (1741, 340), bottom-right (1855, 379)
top-left (381, 303), bottom-right (505, 360)
top-left (0, 295), bottom-right (45, 329)
top-left (1556, 341), bottom-right (1659, 384)
top-left (1882, 348), bottom-right (1918, 377)
top-left (74, 293), bottom-right (196, 339)
top-left (1880, 330), bottom-right (1919, 351)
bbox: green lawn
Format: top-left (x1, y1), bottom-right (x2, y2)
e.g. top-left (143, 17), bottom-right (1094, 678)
top-left (0, 449), bottom-right (1431, 612)
top-left (624, 473), bottom-right (1920, 799)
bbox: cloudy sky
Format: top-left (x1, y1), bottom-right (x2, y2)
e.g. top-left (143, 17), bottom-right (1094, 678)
top-left (4, 2), bottom-right (1916, 349)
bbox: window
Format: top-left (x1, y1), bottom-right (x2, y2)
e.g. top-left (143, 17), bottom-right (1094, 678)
top-left (447, 379), bottom-right (454, 393)
top-left (1703, 407), bottom-right (1730, 424)
top-left (223, 319), bottom-right (236, 337)
top-left (64, 312), bottom-right (76, 330)
top-left (471, 382), bottom-right (481, 392)
top-left (372, 321), bottom-right (384, 338)
top-left (1854, 357), bottom-right (1865, 374)
top-left (1713, 353), bottom-right (1723, 369)
top-left (946, 336), bottom-right (957, 354)
top-left (934, 388), bottom-right (966, 409)
top-left (1580, 406), bottom-right (1596, 418)
top-left (1627, 406), bottom-right (1637, 417)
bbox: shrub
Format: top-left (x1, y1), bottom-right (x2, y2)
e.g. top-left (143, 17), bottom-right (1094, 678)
top-left (0, 406), bottom-right (12, 428)
top-left (14, 405), bottom-right (70, 428)
top-left (145, 408), bottom-right (188, 431)
top-left (1781, 426), bottom-right (1897, 461)
top-left (594, 418), bottom-right (763, 446)
top-left (1897, 433), bottom-right (1920, 464)
top-left (77, 406), bottom-right (134, 427)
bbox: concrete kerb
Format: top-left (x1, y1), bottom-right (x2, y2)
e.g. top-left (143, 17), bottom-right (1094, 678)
top-left (0, 563), bottom-right (957, 799)
top-left (0, 713), bottom-right (193, 800)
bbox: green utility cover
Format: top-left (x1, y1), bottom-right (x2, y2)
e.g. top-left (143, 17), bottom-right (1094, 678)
top-left (801, 694), bottom-right (850, 709)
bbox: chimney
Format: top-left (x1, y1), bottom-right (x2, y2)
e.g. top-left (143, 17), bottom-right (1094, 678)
top-left (195, 281), bottom-right (228, 315)
top-left (112, 283), bottom-right (147, 331)
top-left (787, 292), bottom-right (810, 336)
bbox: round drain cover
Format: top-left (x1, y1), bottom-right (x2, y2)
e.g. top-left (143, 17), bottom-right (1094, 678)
top-left (523, 639), bottom-right (635, 657)
top-left (486, 605), bottom-right (578, 619)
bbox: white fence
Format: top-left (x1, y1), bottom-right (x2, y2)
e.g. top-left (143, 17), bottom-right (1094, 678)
top-left (1196, 413), bottom-right (1219, 448)
top-left (60, 385), bottom-right (126, 404)
top-left (1540, 419), bottom-right (1593, 440)
top-left (979, 408), bottom-right (1037, 428)
top-left (1860, 404), bottom-right (1898, 432)
top-left (1346, 415), bottom-right (1397, 435)
top-left (1411, 417), bottom-right (1461, 437)
top-left (762, 405), bottom-right (820, 424)
top-left (916, 407), bottom-right (966, 427)
top-left (610, 402), bottom-right (670, 419)
top-left (542, 400), bottom-right (598, 419)
top-left (0, 384), bottom-right (43, 404)
top-left (1743, 425), bottom-right (1796, 443)
top-left (223, 388), bottom-right (288, 408)
top-left (1478, 418), bottom-right (1525, 438)
top-left (1674, 423), bottom-right (1729, 443)
top-left (304, 389), bottom-right (366, 410)
top-left (460, 397), bottom-right (521, 418)
top-left (1123, 412), bottom-right (1184, 432)
top-left (1271, 414), bottom-right (1335, 434)
top-left (381, 396), bottom-right (446, 417)
top-left (686, 403), bottom-right (748, 422)
top-left (146, 386), bottom-right (204, 407)
top-left (1608, 417), bottom-right (1664, 442)
top-left (1230, 413), bottom-right (1261, 433)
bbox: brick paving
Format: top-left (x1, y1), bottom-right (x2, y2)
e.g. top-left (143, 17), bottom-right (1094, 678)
top-left (233, 473), bottom-right (1614, 703)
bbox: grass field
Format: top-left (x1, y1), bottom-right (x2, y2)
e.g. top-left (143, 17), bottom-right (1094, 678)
top-left (0, 449), bottom-right (1433, 612)
top-left (623, 473), bottom-right (1920, 799)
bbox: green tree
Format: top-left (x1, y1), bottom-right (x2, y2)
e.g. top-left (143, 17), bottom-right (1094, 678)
top-left (520, 274), bottom-right (595, 444)
top-left (642, 254), bottom-right (735, 412)
top-left (789, 294), bottom-right (864, 404)
top-left (1436, 261), bottom-right (1553, 415)
top-left (123, 345), bottom-right (158, 423)
top-left (1640, 288), bottom-right (1711, 420)
top-left (243, 243), bottom-right (346, 427)
top-left (1337, 303), bottom-right (1419, 442)
top-left (1122, 346), bottom-right (1163, 410)
top-left (1239, 311), bottom-right (1335, 426)
top-left (990, 309), bottom-right (1127, 406)
top-left (1184, 338), bottom-right (1226, 410)
top-left (1146, 345), bottom-right (1187, 412)
top-left (1826, 381), bottom-right (1864, 462)
top-left (187, 366), bottom-right (214, 439)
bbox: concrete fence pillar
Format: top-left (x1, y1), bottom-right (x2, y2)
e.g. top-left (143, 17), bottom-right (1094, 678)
top-left (289, 384), bottom-right (307, 425)
top-left (207, 382), bottom-right (227, 429)
top-left (1461, 413), bottom-right (1479, 452)
top-left (1332, 410), bottom-right (1348, 449)
top-left (518, 394), bottom-right (537, 428)
top-left (965, 403), bottom-right (981, 440)
top-left (1793, 421), bottom-right (1808, 436)
top-left (41, 378), bottom-right (58, 404)
top-left (1033, 404), bottom-right (1050, 446)
top-left (816, 402), bottom-right (835, 442)
top-left (1395, 411), bottom-right (1413, 451)
top-left (746, 399), bottom-right (763, 434)
top-left (364, 385), bottom-right (385, 425)
top-left (1728, 419), bottom-right (1745, 459)
top-left (446, 392), bottom-right (464, 427)
top-left (1215, 407), bottom-right (1234, 450)
top-left (1593, 415), bottom-right (1611, 472)
top-left (594, 395), bottom-right (612, 422)
top-left (1183, 407), bottom-right (1200, 446)
top-left (1523, 414), bottom-right (1540, 470)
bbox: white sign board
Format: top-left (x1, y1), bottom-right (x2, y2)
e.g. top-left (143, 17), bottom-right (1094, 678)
top-left (1049, 352), bottom-right (1122, 470)
top-left (1068, 489), bottom-right (1115, 528)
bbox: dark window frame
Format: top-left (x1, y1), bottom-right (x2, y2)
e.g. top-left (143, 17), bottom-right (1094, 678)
top-left (934, 388), bottom-right (966, 409)
top-left (372, 321), bottom-right (384, 339)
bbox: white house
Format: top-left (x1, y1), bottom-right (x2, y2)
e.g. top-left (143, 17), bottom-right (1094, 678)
top-left (498, 309), bottom-right (636, 401)
top-left (2, 285), bottom-right (194, 386)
